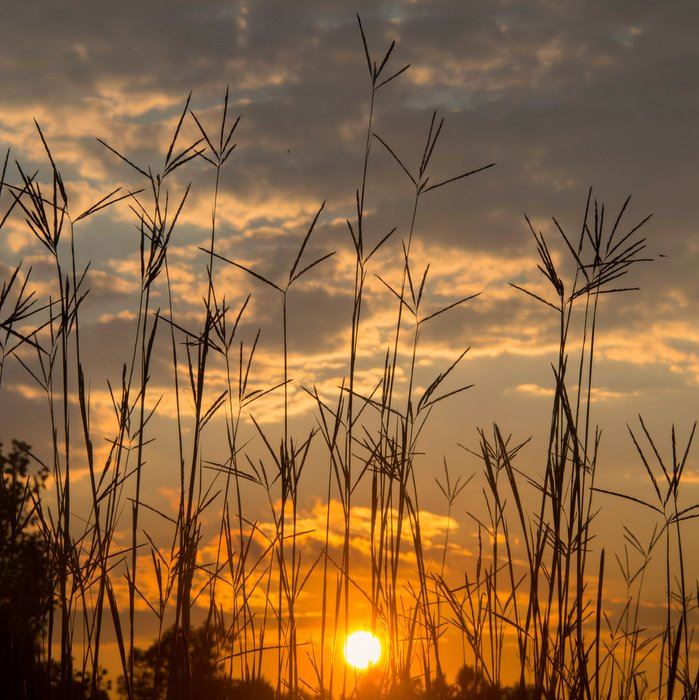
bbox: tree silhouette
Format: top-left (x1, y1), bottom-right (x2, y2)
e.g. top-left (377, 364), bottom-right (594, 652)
top-left (0, 440), bottom-right (53, 698)
top-left (0, 440), bottom-right (110, 699)
top-left (118, 623), bottom-right (275, 699)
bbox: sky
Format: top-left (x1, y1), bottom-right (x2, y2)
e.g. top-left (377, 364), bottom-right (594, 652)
top-left (1, 0), bottom-right (698, 687)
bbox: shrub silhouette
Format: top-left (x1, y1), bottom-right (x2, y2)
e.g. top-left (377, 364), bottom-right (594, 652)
top-left (0, 440), bottom-right (52, 698)
top-left (118, 623), bottom-right (275, 699)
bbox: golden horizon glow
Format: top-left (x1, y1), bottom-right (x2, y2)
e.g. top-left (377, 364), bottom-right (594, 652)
top-left (344, 630), bottom-right (382, 670)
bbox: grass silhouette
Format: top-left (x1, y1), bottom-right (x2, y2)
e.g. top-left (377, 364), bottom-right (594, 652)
top-left (0, 14), bottom-right (697, 700)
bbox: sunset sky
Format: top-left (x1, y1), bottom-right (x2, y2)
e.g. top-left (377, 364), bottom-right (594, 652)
top-left (1, 0), bottom-right (698, 688)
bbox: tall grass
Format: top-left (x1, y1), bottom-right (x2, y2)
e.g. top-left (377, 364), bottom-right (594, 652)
top-left (0, 15), bottom-right (697, 700)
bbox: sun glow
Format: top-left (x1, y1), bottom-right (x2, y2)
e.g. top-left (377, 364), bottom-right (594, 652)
top-left (344, 631), bottom-right (382, 670)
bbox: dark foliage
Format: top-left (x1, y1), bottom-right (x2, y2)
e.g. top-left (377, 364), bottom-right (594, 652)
top-left (0, 440), bottom-right (110, 699)
top-left (118, 623), bottom-right (275, 699)
top-left (0, 440), bottom-right (53, 698)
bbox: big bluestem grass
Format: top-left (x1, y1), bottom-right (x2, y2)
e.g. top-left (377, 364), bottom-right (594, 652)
top-left (0, 16), bottom-right (696, 700)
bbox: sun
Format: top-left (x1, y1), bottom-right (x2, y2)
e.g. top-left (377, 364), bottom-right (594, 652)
top-left (344, 630), bottom-right (382, 670)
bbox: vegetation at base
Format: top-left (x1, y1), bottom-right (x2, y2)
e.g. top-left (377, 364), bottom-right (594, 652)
top-left (0, 441), bottom-right (110, 698)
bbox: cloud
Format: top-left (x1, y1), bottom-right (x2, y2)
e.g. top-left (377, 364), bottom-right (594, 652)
top-left (512, 383), bottom-right (641, 402)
